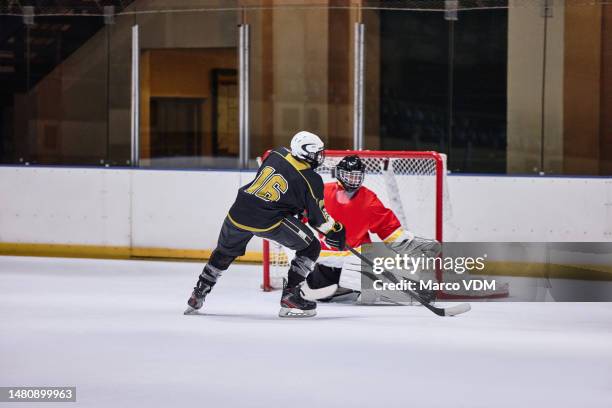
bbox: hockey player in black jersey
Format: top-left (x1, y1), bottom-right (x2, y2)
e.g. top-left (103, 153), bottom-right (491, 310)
top-left (185, 131), bottom-right (346, 317)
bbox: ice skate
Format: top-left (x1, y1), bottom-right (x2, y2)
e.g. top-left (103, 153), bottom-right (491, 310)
top-left (184, 275), bottom-right (215, 315)
top-left (279, 279), bottom-right (317, 318)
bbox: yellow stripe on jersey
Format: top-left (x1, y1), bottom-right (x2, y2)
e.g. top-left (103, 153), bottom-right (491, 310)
top-left (227, 213), bottom-right (282, 232)
top-left (319, 246), bottom-right (362, 257)
top-left (383, 228), bottom-right (404, 243)
top-left (271, 150), bottom-right (318, 201)
top-left (282, 152), bottom-right (311, 171)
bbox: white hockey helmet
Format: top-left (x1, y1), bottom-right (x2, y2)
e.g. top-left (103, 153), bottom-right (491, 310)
top-left (290, 131), bottom-right (325, 168)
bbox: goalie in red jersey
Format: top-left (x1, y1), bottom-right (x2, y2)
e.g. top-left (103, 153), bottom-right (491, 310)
top-left (305, 155), bottom-right (441, 304)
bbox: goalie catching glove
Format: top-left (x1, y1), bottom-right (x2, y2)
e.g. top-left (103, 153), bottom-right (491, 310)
top-left (387, 236), bottom-right (442, 258)
top-left (324, 222), bottom-right (346, 250)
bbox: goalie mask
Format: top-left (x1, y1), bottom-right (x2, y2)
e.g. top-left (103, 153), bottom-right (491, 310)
top-left (336, 155), bottom-right (365, 192)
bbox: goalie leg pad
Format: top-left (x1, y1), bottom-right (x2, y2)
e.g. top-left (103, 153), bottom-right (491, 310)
top-left (338, 268), bottom-right (364, 292)
top-left (304, 264), bottom-right (341, 301)
top-left (306, 264), bottom-right (341, 288)
top-left (338, 254), bottom-right (368, 291)
top-left (300, 280), bottom-right (338, 301)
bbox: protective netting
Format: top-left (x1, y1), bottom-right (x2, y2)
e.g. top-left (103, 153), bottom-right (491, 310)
top-left (265, 151), bottom-right (448, 290)
top-left (318, 153), bottom-right (437, 178)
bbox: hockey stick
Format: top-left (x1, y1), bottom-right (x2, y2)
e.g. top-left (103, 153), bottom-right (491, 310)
top-left (313, 227), bottom-right (471, 317)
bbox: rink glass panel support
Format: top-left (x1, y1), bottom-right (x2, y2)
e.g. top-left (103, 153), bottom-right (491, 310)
top-left (239, 24), bottom-right (250, 169)
top-left (353, 23), bottom-right (365, 150)
top-left (130, 24), bottom-right (140, 167)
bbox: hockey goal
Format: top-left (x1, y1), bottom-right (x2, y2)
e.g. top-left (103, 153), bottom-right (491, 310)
top-left (260, 149), bottom-right (508, 300)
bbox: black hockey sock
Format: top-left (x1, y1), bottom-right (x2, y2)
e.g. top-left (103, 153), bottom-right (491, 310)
top-left (287, 270), bottom-right (305, 288)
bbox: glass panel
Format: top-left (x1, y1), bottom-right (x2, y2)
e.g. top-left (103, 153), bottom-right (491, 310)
top-left (365, 2), bottom-right (539, 174)
top-left (537, 0), bottom-right (563, 175)
top-left (504, 0), bottom-right (546, 174)
top-left (0, 16), bottom-right (28, 164)
top-left (555, 1), bottom-right (612, 175)
top-left (364, 9), bottom-right (450, 153)
top-left (602, 4), bottom-right (612, 175)
top-left (26, 15), bottom-right (109, 165)
top-left (247, 6), bottom-right (353, 167)
top-left (450, 6), bottom-right (508, 173)
top-left (136, 7), bottom-right (239, 169)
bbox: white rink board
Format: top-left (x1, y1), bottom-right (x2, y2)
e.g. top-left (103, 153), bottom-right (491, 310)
top-left (131, 170), bottom-right (240, 250)
top-left (0, 167), bottom-right (611, 252)
top-left (0, 167), bottom-right (131, 246)
top-left (445, 176), bottom-right (612, 242)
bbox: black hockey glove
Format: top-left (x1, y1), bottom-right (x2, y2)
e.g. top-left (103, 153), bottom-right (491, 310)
top-left (325, 222), bottom-right (346, 250)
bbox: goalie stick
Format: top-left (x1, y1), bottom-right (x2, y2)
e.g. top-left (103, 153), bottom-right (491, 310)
top-left (313, 227), bottom-right (471, 317)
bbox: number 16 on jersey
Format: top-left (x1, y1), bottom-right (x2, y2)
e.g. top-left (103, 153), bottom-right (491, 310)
top-left (245, 166), bottom-right (289, 202)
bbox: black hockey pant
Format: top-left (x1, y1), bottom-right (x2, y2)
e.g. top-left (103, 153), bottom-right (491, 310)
top-left (207, 216), bottom-right (321, 287)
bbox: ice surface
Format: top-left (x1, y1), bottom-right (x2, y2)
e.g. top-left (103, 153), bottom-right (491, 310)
top-left (1, 256), bottom-right (611, 408)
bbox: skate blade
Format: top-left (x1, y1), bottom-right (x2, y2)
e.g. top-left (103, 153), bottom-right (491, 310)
top-left (183, 306), bottom-right (201, 315)
top-left (278, 307), bottom-right (316, 318)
